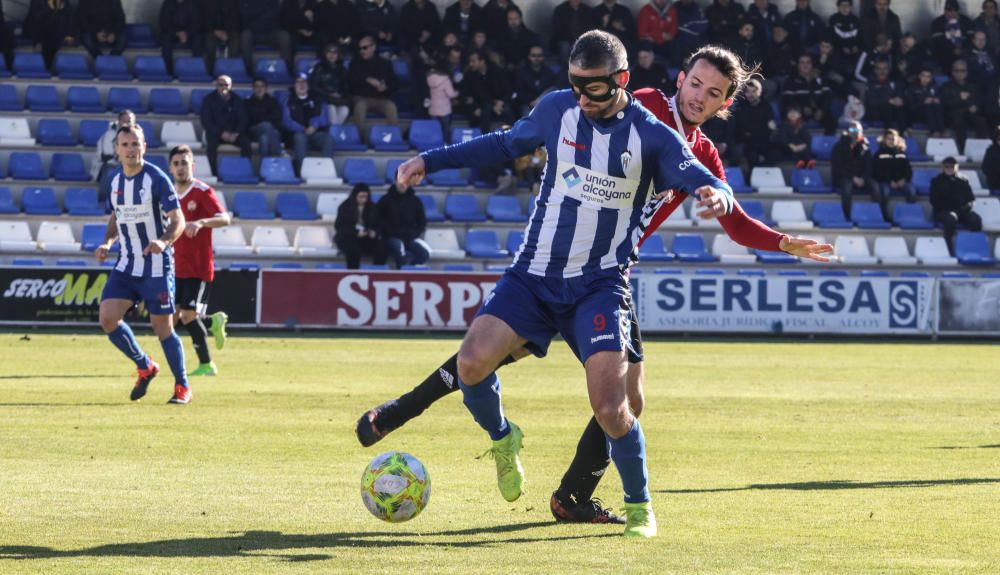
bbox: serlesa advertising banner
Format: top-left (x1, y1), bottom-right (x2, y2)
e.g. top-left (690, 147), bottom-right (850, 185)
top-left (937, 278), bottom-right (1000, 335)
top-left (632, 274), bottom-right (935, 334)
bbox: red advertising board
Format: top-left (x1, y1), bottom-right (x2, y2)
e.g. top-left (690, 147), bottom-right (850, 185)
top-left (259, 270), bottom-right (502, 329)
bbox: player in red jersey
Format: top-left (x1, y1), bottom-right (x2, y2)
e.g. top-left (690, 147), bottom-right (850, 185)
top-left (169, 145), bottom-right (232, 376)
top-left (355, 46), bottom-right (833, 522)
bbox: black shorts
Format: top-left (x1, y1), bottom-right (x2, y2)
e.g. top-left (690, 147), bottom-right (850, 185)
top-left (626, 291), bottom-right (643, 364)
top-left (175, 278), bottom-right (212, 313)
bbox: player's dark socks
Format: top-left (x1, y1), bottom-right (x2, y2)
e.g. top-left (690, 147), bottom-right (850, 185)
top-left (160, 331), bottom-right (189, 387)
top-left (108, 322), bottom-right (148, 369)
top-left (556, 416), bottom-right (611, 505)
top-left (181, 319), bottom-right (212, 364)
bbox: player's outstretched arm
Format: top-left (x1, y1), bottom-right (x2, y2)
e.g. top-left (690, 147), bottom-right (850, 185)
top-left (778, 236), bottom-right (835, 262)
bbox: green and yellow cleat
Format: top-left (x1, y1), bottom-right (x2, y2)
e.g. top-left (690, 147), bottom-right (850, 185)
top-left (622, 501), bottom-right (657, 538)
top-left (480, 421), bottom-right (525, 502)
top-left (189, 362), bottom-right (218, 376)
top-left (210, 311), bottom-right (228, 350)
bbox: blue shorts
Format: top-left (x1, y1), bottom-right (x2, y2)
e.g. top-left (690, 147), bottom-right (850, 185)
top-left (477, 268), bottom-right (637, 365)
top-left (101, 270), bottom-right (176, 315)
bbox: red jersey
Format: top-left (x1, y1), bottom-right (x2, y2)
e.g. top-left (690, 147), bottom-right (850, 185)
top-left (633, 87), bottom-right (785, 253)
top-left (173, 179), bottom-right (225, 282)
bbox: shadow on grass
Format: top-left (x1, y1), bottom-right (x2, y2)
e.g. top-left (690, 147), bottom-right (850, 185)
top-left (660, 477), bottom-right (1000, 494)
top-left (0, 375), bottom-right (117, 380)
top-left (0, 402), bottom-right (127, 407)
top-left (0, 522), bottom-right (618, 561)
top-left (933, 445), bottom-right (1000, 450)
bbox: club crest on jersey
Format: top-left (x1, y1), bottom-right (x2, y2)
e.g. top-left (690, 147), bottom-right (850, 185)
top-left (620, 149), bottom-right (633, 172)
top-left (187, 200), bottom-right (198, 212)
top-left (562, 167), bottom-right (582, 188)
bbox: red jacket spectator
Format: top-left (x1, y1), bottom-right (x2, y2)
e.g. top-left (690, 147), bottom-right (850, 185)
top-left (637, 0), bottom-right (677, 47)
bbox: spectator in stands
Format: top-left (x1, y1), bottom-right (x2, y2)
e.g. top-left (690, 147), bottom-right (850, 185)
top-left (202, 0), bottom-right (240, 75)
top-left (427, 58), bottom-right (458, 137)
top-left (93, 109), bottom-right (135, 192)
top-left (905, 68), bottom-right (947, 137)
top-left (280, 0), bottom-right (317, 55)
top-left (829, 0), bottom-right (862, 71)
top-left (283, 73), bottom-right (334, 176)
top-left (672, 0), bottom-right (708, 63)
top-left (399, 0), bottom-right (442, 57)
top-left (551, 0), bottom-right (596, 62)
top-left (853, 32), bottom-right (893, 86)
top-left (832, 121), bottom-right (883, 220)
top-left (483, 0), bottom-right (520, 45)
top-left (0, 3), bottom-right (11, 73)
top-left (783, 0), bottom-right (825, 53)
top-left (444, 0), bottom-right (485, 45)
top-left (239, 0), bottom-right (293, 76)
top-left (931, 0), bottom-right (975, 72)
top-left (630, 45), bottom-right (671, 93)
top-left (335, 184), bottom-right (386, 269)
top-left (513, 44), bottom-right (558, 116)
top-left (309, 43), bottom-right (351, 125)
top-left (201, 74), bottom-right (252, 177)
top-left (498, 7), bottom-right (541, 73)
top-left (312, 0), bottom-right (360, 56)
top-left (347, 35), bottom-right (399, 144)
top-left (514, 146), bottom-right (546, 195)
top-left (981, 125), bottom-right (1000, 190)
top-left (246, 78), bottom-right (284, 158)
top-left (873, 128), bottom-right (916, 204)
top-left (705, 0), bottom-right (746, 45)
top-left (775, 107), bottom-right (814, 168)
top-left (746, 0), bottom-right (781, 47)
top-left (637, 0), bottom-right (677, 63)
top-left (160, 0), bottom-right (204, 76)
top-left (894, 32), bottom-right (929, 87)
top-left (840, 89), bottom-right (865, 125)
top-left (22, 0), bottom-right (75, 72)
top-left (861, 0), bottom-right (901, 52)
top-left (76, 0), bottom-right (126, 58)
top-left (594, 0), bottom-right (636, 56)
top-left (975, 0), bottom-right (1000, 55)
top-left (360, 0), bottom-right (397, 50)
top-left (864, 61), bottom-right (906, 132)
top-left (965, 31), bottom-right (997, 85)
top-left (731, 22), bottom-right (766, 80)
top-left (765, 22), bottom-right (797, 80)
top-left (930, 156), bottom-right (982, 253)
top-left (378, 182), bottom-right (430, 268)
top-left (941, 58), bottom-right (990, 148)
top-left (815, 36), bottom-right (848, 96)
top-left (457, 49), bottom-right (512, 133)
top-left (729, 78), bottom-right (776, 168)
top-left (782, 53), bottom-right (836, 134)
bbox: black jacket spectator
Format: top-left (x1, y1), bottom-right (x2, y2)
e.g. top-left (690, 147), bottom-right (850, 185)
top-left (200, 83), bottom-right (251, 175)
top-left (76, 0), bottom-right (126, 58)
top-left (309, 56), bottom-right (351, 106)
top-left (746, 1), bottom-right (781, 47)
top-left (829, 6), bottom-right (862, 63)
top-left (335, 185), bottom-right (385, 269)
top-left (831, 133), bottom-right (873, 187)
top-left (498, 9), bottom-right (541, 70)
top-left (783, 1), bottom-right (825, 52)
top-left (782, 55), bottom-right (835, 133)
top-left (280, 0), bottom-right (317, 50)
top-left (443, 0), bottom-right (485, 44)
top-left (864, 64), bottom-right (906, 131)
top-left (202, 0), bottom-right (240, 73)
top-left (930, 164), bottom-right (982, 251)
top-left (729, 88), bottom-right (776, 167)
top-left (0, 1), bottom-right (12, 72)
top-left (514, 52), bottom-right (558, 115)
top-left (359, 0), bottom-right (397, 48)
top-left (311, 0), bottom-right (360, 53)
top-left (458, 51), bottom-right (513, 132)
top-left (399, 0), bottom-right (442, 54)
top-left (931, 3), bottom-right (975, 71)
top-left (984, 142), bottom-right (1000, 189)
top-left (630, 49), bottom-right (672, 93)
top-left (975, 1), bottom-right (1000, 55)
top-left (941, 61), bottom-right (990, 146)
top-left (23, 0), bottom-right (75, 71)
top-left (594, 0), bottom-right (636, 54)
top-left (246, 89), bottom-right (283, 128)
top-left (483, 0), bottom-right (520, 44)
top-left (860, 1), bottom-right (902, 51)
top-left (160, 0), bottom-right (203, 74)
top-left (765, 23), bottom-right (797, 79)
top-left (378, 185), bottom-right (426, 243)
top-left (774, 112), bottom-right (813, 163)
top-left (905, 72), bottom-right (946, 135)
top-left (550, 0), bottom-right (596, 57)
top-left (239, 0), bottom-right (293, 74)
top-left (346, 53), bottom-right (399, 99)
top-left (705, 0), bottom-right (745, 45)
top-left (872, 147), bottom-right (912, 185)
top-left (730, 23), bottom-right (766, 74)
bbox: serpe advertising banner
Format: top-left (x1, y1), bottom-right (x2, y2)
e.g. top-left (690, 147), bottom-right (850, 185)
top-left (632, 274), bottom-right (935, 334)
top-left (937, 278), bottom-right (1000, 335)
top-left (258, 270), bottom-right (501, 329)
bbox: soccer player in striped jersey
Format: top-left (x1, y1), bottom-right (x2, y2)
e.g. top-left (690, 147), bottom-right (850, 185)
top-left (396, 31), bottom-right (742, 538)
top-left (168, 145), bottom-right (232, 377)
top-left (95, 124), bottom-right (192, 404)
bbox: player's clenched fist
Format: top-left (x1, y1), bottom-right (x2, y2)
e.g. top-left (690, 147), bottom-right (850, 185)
top-left (693, 186), bottom-right (731, 219)
top-left (396, 156), bottom-right (427, 188)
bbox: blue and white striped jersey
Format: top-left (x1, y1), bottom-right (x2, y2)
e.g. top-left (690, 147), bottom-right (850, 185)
top-left (421, 90), bottom-right (732, 278)
top-left (104, 162), bottom-right (180, 278)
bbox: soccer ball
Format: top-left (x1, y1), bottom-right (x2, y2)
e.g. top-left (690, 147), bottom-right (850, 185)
top-left (360, 451), bottom-right (431, 523)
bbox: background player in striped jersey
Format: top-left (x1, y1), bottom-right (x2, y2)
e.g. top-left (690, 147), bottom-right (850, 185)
top-left (361, 44), bottom-right (833, 525)
top-left (396, 31), bottom-right (739, 538)
top-left (168, 145), bottom-right (232, 377)
top-left (95, 124), bottom-right (192, 404)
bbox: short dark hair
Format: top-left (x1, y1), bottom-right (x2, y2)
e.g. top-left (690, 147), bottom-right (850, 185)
top-left (169, 145), bottom-right (194, 162)
top-left (683, 45), bottom-right (760, 119)
top-left (116, 123), bottom-right (145, 143)
top-left (568, 30), bottom-right (627, 73)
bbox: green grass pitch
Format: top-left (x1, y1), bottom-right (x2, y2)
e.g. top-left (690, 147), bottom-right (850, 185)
top-left (1, 332), bottom-right (999, 574)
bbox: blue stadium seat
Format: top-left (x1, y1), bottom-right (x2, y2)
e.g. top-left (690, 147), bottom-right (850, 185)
top-left (149, 88), bottom-right (186, 115)
top-left (25, 85), bottom-right (62, 112)
top-left (14, 53), bottom-right (50, 79)
top-left (450, 127), bottom-right (482, 144)
top-left (400, 264), bottom-right (430, 271)
top-left (900, 271), bottom-right (932, 278)
top-left (12, 258), bottom-right (45, 266)
top-left (361, 263), bottom-right (390, 270)
top-left (275, 191), bottom-right (318, 220)
top-left (137, 121), bottom-right (162, 148)
top-left (904, 137), bottom-right (930, 162)
top-left (370, 125), bottom-right (409, 151)
top-left (892, 203), bottom-right (934, 229)
top-left (445, 194), bottom-right (486, 222)
top-left (418, 194), bottom-right (444, 222)
top-left (0, 85), bottom-right (20, 111)
top-left (954, 231), bottom-right (997, 265)
top-left (79, 120), bottom-right (108, 147)
top-left (392, 59), bottom-right (410, 83)
top-left (37, 119), bottom-right (77, 146)
top-left (214, 58), bottom-right (252, 84)
top-left (272, 262), bottom-right (304, 269)
top-left (22, 187), bottom-right (61, 215)
top-left (819, 270), bottom-right (849, 276)
top-left (443, 263), bottom-right (476, 272)
top-left (486, 195), bottom-right (527, 222)
top-left (465, 230), bottom-right (508, 259)
top-left (65, 188), bottom-right (106, 216)
top-left (176, 57), bottom-right (212, 83)
top-left (146, 155), bottom-right (169, 173)
top-left (51, 153), bottom-right (90, 181)
top-left (296, 58), bottom-right (318, 77)
top-left (255, 58), bottom-right (291, 84)
top-left (506, 230), bottom-right (525, 255)
top-left (54, 54), bottom-right (92, 79)
top-left (409, 119), bottom-right (445, 151)
top-left (0, 188), bottom-right (18, 214)
top-left (232, 191), bottom-right (275, 219)
top-left (737, 269), bottom-right (767, 276)
top-left (342, 158), bottom-right (382, 185)
top-left (850, 202), bottom-right (891, 229)
top-left (9, 152), bottom-right (46, 180)
top-left (95, 55), bottom-right (132, 81)
top-left (695, 268), bottom-right (725, 275)
top-left (755, 249), bottom-right (798, 263)
top-left (330, 124), bottom-right (367, 151)
top-left (672, 234), bottom-right (716, 262)
top-left (229, 262), bottom-right (261, 271)
top-left (427, 168), bottom-right (468, 187)
top-left (739, 199), bottom-right (773, 226)
top-left (725, 166), bottom-right (753, 194)
top-left (260, 157), bottom-right (301, 185)
top-left (56, 259), bottom-right (88, 267)
top-left (67, 86), bottom-right (104, 113)
top-left (188, 88), bottom-right (212, 114)
top-left (791, 168), bottom-right (832, 194)
top-left (860, 270), bottom-right (890, 277)
top-left (107, 87), bottom-right (145, 113)
top-left (315, 262), bottom-right (346, 270)
top-left (912, 168), bottom-right (937, 196)
top-left (812, 201), bottom-right (853, 228)
top-left (82, 224), bottom-right (119, 252)
top-left (126, 23), bottom-right (158, 48)
top-left (135, 55), bottom-right (172, 82)
top-left (638, 234), bottom-right (675, 262)
top-left (219, 157), bottom-right (258, 184)
top-left (810, 135), bottom-right (838, 161)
